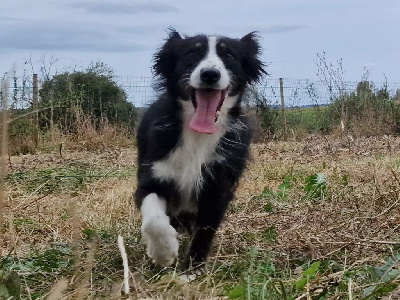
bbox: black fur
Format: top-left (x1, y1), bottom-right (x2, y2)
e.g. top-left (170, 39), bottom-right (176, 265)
top-left (135, 30), bottom-right (266, 267)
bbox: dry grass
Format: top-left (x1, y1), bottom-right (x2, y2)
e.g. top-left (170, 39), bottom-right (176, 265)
top-left (1, 134), bottom-right (400, 299)
top-left (69, 111), bottom-right (134, 151)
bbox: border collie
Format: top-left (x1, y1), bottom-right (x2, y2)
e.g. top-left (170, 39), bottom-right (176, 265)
top-left (135, 29), bottom-right (266, 268)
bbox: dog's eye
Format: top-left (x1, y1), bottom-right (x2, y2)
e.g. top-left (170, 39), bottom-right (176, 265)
top-left (223, 51), bottom-right (235, 60)
top-left (185, 49), bottom-right (199, 58)
top-left (219, 46), bottom-right (236, 60)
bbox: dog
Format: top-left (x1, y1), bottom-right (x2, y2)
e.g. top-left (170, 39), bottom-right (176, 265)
top-left (135, 29), bottom-right (266, 268)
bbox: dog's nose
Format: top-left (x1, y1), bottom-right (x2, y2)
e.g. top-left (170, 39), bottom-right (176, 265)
top-left (200, 68), bottom-right (221, 85)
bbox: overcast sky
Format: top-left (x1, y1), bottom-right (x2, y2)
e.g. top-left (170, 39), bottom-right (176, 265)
top-left (1, 0), bottom-right (399, 83)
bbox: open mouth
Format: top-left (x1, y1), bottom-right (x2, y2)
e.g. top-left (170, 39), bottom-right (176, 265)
top-left (189, 88), bottom-right (227, 134)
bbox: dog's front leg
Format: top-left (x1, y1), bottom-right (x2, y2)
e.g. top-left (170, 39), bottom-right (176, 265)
top-left (140, 193), bottom-right (179, 267)
top-left (187, 188), bottom-right (233, 267)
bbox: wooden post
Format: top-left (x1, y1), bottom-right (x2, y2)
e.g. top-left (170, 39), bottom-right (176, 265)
top-left (279, 78), bottom-right (288, 140)
top-left (33, 74), bottom-right (39, 148)
top-left (0, 78), bottom-right (9, 256)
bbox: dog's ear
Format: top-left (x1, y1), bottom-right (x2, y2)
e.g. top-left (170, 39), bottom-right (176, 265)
top-left (153, 29), bottom-right (182, 78)
top-left (240, 32), bottom-right (267, 83)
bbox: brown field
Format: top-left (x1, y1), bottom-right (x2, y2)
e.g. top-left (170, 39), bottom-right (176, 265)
top-left (1, 134), bottom-right (400, 299)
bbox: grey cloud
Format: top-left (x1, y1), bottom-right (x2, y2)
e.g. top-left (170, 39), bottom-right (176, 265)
top-left (70, 1), bottom-right (179, 15)
top-left (0, 19), bottom-right (157, 53)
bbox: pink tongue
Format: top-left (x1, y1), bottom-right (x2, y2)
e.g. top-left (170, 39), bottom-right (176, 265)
top-left (189, 89), bottom-right (221, 134)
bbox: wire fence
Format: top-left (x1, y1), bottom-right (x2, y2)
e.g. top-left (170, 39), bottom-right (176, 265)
top-left (258, 78), bottom-right (400, 107)
top-left (115, 76), bottom-right (400, 108)
top-left (114, 76), bottom-right (155, 107)
top-left (1, 75), bottom-right (399, 109)
top-left (1, 74), bottom-right (400, 147)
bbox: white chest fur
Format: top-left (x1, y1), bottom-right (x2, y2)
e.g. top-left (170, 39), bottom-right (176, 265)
top-left (152, 126), bottom-right (223, 208)
top-left (151, 96), bottom-right (239, 214)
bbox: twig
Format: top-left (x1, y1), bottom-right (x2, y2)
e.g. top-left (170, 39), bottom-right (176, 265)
top-left (348, 277), bottom-right (352, 300)
top-left (46, 279), bottom-right (68, 300)
top-left (324, 239), bottom-right (400, 246)
top-left (59, 142), bottom-right (63, 158)
top-left (118, 235), bottom-right (130, 295)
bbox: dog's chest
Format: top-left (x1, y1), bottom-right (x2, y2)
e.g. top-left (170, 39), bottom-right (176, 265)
top-left (152, 129), bottom-right (223, 210)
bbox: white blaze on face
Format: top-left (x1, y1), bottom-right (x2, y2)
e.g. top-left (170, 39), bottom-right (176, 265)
top-left (187, 36), bottom-right (232, 134)
top-left (189, 36), bottom-right (230, 89)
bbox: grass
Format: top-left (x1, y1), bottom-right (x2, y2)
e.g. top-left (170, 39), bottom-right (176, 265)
top-left (1, 135), bottom-right (400, 299)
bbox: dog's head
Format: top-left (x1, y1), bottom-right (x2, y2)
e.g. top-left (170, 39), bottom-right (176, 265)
top-left (153, 29), bottom-right (266, 134)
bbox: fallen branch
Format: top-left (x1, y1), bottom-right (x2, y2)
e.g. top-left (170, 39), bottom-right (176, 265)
top-left (118, 235), bottom-right (130, 295)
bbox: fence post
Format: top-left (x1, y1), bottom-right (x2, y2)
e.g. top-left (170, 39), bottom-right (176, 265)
top-left (33, 74), bottom-right (39, 148)
top-left (279, 78), bottom-right (288, 140)
top-left (0, 78), bottom-right (9, 256)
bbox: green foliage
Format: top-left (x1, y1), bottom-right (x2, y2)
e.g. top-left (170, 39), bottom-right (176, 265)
top-left (253, 177), bottom-right (294, 212)
top-left (1, 245), bottom-right (72, 299)
top-left (227, 248), bottom-right (283, 300)
top-left (362, 254), bottom-right (400, 299)
top-left (255, 173), bottom-right (329, 205)
top-left (303, 173), bottom-right (327, 200)
top-left (247, 86), bottom-right (279, 136)
top-left (254, 177), bottom-right (293, 203)
top-left (341, 174), bottom-right (349, 186)
top-left (251, 77), bottom-right (400, 137)
top-left (227, 284), bottom-right (247, 299)
top-left (0, 270), bottom-right (20, 299)
top-left (321, 81), bottom-right (400, 134)
top-left (295, 261), bottom-right (323, 290)
top-left (8, 116), bottom-right (37, 155)
top-left (226, 250), bottom-right (400, 300)
top-left (276, 177), bottom-right (293, 198)
top-left (31, 248), bottom-right (72, 272)
top-left (261, 226), bottom-right (278, 244)
top-left (39, 62), bottom-right (137, 132)
top-left (226, 248), bottom-right (296, 300)
top-left (285, 106), bottom-right (328, 134)
top-left (256, 103), bottom-right (279, 135)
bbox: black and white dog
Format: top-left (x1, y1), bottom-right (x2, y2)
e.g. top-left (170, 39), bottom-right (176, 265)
top-left (135, 30), bottom-right (266, 267)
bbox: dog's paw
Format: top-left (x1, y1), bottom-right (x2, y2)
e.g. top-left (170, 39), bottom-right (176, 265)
top-left (141, 217), bottom-right (179, 267)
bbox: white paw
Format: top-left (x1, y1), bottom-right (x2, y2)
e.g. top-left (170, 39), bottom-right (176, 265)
top-left (141, 217), bottom-right (179, 267)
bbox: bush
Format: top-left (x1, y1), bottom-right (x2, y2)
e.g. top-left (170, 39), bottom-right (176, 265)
top-left (8, 117), bottom-right (36, 155)
top-left (246, 86), bottom-right (279, 139)
top-left (323, 82), bottom-right (400, 135)
top-left (39, 62), bottom-right (137, 134)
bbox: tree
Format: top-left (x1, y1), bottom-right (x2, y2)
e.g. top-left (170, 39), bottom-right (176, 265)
top-left (39, 62), bottom-right (137, 132)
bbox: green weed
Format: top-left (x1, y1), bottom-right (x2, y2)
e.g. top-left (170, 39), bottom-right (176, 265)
top-left (253, 176), bottom-right (294, 211)
top-left (227, 247), bottom-right (296, 300)
top-left (362, 253), bottom-right (400, 299)
top-left (227, 250), bottom-right (400, 300)
top-left (302, 173), bottom-right (327, 201)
